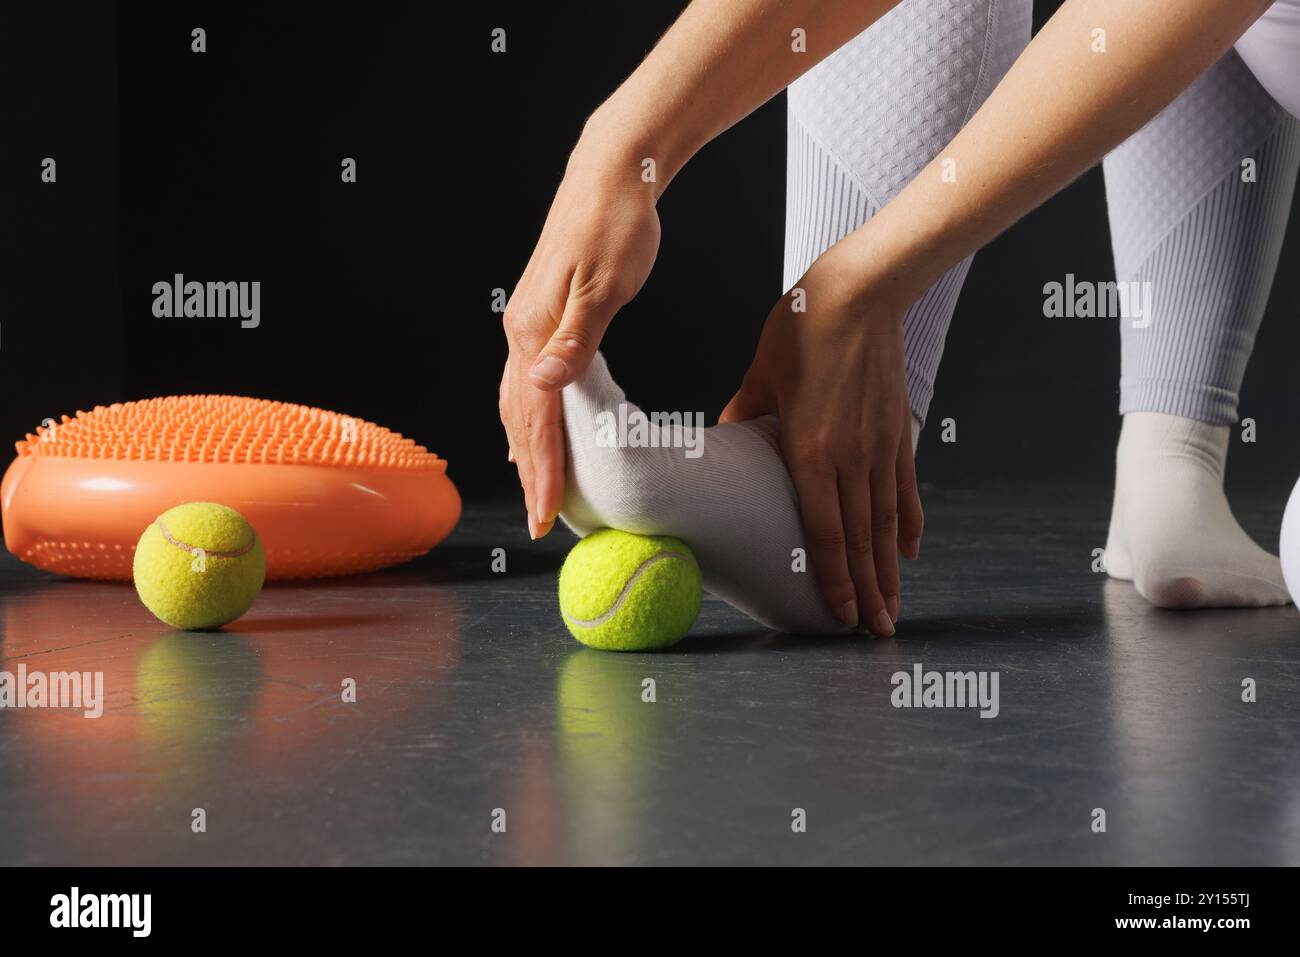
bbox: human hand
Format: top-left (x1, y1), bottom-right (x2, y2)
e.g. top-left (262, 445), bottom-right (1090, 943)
top-left (500, 133), bottom-right (660, 538)
top-left (720, 251), bottom-right (922, 636)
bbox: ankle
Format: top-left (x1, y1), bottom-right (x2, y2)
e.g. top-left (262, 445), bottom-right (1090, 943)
top-left (1118, 412), bottom-right (1229, 481)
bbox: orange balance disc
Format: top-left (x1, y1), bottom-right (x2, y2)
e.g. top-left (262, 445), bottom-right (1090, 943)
top-left (1, 395), bottom-right (461, 580)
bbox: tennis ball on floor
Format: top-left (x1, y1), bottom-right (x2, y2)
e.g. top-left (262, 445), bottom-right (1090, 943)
top-left (133, 502), bottom-right (266, 630)
top-left (558, 528), bottom-right (701, 651)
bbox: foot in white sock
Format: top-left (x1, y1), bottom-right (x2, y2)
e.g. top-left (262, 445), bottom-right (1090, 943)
top-left (560, 353), bottom-right (921, 635)
top-left (1104, 411), bottom-right (1291, 608)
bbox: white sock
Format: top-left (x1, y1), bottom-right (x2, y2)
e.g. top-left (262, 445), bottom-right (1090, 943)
top-left (560, 353), bottom-right (921, 634)
top-left (1104, 411), bottom-right (1291, 608)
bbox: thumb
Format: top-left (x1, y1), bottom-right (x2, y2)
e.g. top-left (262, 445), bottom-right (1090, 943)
top-left (719, 376), bottom-right (775, 424)
top-left (528, 287), bottom-right (620, 391)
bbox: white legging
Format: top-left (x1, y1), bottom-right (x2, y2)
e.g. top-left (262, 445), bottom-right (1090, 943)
top-left (786, 0), bottom-right (1300, 428)
top-left (1238, 0), bottom-right (1300, 120)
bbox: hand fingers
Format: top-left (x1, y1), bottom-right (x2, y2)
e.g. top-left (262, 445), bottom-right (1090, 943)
top-left (516, 275), bottom-right (621, 535)
top-left (523, 387), bottom-right (566, 537)
top-left (869, 468), bottom-right (901, 629)
top-left (788, 454), bottom-right (860, 631)
top-left (718, 378), bottom-right (773, 425)
top-left (838, 469), bottom-right (894, 638)
top-left (500, 357), bottom-right (540, 537)
top-left (896, 410), bottom-right (924, 560)
top-left (500, 371), bottom-right (514, 462)
top-left (502, 281), bottom-right (569, 536)
top-left (499, 365), bottom-right (519, 467)
top-left (514, 413), bottom-right (540, 539)
top-left (528, 274), bottom-right (623, 392)
top-left (718, 393), bottom-right (754, 425)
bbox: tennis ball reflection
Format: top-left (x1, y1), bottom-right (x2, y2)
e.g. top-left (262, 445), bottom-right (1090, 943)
top-left (136, 632), bottom-right (264, 754)
top-left (555, 650), bottom-right (683, 863)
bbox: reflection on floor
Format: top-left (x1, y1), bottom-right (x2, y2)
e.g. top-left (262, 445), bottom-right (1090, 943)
top-left (1, 487), bottom-right (1298, 865)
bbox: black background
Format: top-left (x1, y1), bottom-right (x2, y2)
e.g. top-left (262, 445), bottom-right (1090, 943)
top-left (2, 1), bottom-right (1298, 503)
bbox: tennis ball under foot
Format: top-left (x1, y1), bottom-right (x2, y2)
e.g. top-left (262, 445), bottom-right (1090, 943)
top-left (133, 502), bottom-right (266, 630)
top-left (558, 528), bottom-right (701, 651)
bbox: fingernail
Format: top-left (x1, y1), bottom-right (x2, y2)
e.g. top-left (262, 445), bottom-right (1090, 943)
top-left (527, 512), bottom-right (538, 540)
top-left (530, 355), bottom-right (567, 387)
top-left (872, 610), bottom-right (895, 637)
top-left (886, 595), bottom-right (900, 624)
top-left (507, 449), bottom-right (515, 463)
top-left (838, 600), bottom-right (858, 627)
top-left (537, 517), bottom-right (555, 538)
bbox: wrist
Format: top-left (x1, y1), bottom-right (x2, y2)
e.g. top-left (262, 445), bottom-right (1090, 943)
top-left (804, 237), bottom-right (922, 325)
top-left (575, 99), bottom-right (694, 201)
top-left (827, 211), bottom-right (948, 317)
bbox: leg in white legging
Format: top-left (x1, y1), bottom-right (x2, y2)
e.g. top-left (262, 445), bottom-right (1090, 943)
top-left (784, 0), bottom-right (1032, 427)
top-left (1103, 51), bottom-right (1300, 608)
top-left (1236, 0), bottom-right (1300, 121)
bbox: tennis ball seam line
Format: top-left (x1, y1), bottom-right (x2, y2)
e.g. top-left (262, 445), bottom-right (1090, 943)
top-left (156, 519), bottom-right (255, 559)
top-left (562, 550), bottom-right (693, 628)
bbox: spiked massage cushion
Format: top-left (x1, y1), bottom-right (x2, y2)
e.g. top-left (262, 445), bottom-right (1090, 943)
top-left (1, 395), bottom-right (461, 580)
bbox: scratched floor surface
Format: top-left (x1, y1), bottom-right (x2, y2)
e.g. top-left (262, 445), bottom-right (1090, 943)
top-left (1, 484), bottom-right (1298, 865)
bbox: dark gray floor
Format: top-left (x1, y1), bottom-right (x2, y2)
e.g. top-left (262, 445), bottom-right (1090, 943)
top-left (2, 484), bottom-right (1298, 865)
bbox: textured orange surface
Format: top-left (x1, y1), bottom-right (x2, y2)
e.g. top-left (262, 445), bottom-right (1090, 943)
top-left (3, 396), bottom-right (461, 580)
top-left (16, 394), bottom-right (446, 470)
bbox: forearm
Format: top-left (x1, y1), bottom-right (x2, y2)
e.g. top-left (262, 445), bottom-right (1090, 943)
top-left (829, 0), bottom-right (1274, 308)
top-left (577, 0), bottom-right (899, 196)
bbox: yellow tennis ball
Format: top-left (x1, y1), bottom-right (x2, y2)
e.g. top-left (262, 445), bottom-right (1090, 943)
top-left (133, 502), bottom-right (266, 630)
top-left (558, 529), bottom-right (701, 651)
